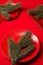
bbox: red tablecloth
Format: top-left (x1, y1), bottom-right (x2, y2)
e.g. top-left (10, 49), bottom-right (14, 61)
top-left (0, 0), bottom-right (43, 65)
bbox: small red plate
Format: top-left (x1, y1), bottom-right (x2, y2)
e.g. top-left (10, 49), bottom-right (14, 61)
top-left (0, 10), bottom-right (20, 21)
top-left (0, 3), bottom-right (20, 21)
top-left (1, 30), bottom-right (40, 62)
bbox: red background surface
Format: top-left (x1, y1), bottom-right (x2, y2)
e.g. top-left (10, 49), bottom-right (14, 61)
top-left (0, 0), bottom-right (43, 65)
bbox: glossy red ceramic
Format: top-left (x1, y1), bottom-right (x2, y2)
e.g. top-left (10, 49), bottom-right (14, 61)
top-left (1, 30), bottom-right (40, 62)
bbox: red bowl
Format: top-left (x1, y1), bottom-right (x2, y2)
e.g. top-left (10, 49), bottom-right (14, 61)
top-left (0, 3), bottom-right (20, 21)
top-left (1, 30), bottom-right (40, 62)
top-left (37, 19), bottom-right (43, 28)
top-left (33, 17), bottom-right (43, 29)
top-left (0, 10), bottom-right (20, 21)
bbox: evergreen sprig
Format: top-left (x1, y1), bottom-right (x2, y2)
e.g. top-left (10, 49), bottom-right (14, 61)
top-left (8, 31), bottom-right (35, 65)
top-left (0, 0), bottom-right (21, 20)
top-left (28, 5), bottom-right (43, 19)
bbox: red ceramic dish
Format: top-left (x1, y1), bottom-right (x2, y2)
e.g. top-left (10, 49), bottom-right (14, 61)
top-left (1, 30), bottom-right (40, 62)
top-left (33, 17), bottom-right (43, 29)
top-left (0, 3), bottom-right (20, 21)
top-left (37, 19), bottom-right (43, 28)
top-left (0, 10), bottom-right (20, 21)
